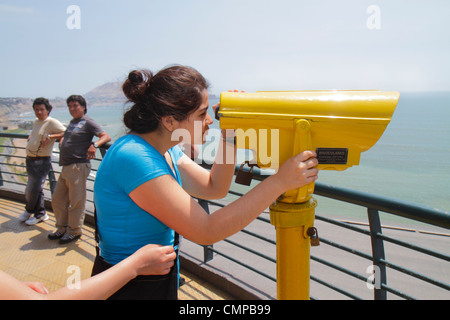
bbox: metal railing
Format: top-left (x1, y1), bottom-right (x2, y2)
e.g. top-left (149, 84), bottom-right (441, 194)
top-left (0, 132), bottom-right (104, 213)
top-left (1, 132), bottom-right (449, 300)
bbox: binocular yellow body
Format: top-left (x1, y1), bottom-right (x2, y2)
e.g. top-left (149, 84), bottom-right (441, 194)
top-left (218, 90), bottom-right (400, 202)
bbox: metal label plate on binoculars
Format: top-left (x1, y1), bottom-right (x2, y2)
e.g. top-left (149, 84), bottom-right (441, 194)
top-left (316, 148), bottom-right (348, 165)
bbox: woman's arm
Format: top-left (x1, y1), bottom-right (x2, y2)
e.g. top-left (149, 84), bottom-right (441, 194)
top-left (178, 135), bottom-right (236, 200)
top-left (130, 151), bottom-right (318, 245)
top-left (0, 244), bottom-right (176, 300)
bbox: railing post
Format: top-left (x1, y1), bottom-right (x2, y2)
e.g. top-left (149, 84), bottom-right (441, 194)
top-left (197, 199), bottom-right (214, 263)
top-left (47, 165), bottom-right (57, 194)
top-left (367, 207), bottom-right (387, 300)
top-left (99, 146), bottom-right (107, 158)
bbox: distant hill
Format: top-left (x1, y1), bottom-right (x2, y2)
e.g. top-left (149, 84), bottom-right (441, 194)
top-left (84, 81), bottom-right (126, 104)
top-left (0, 98), bottom-right (32, 118)
top-left (82, 82), bottom-right (126, 107)
top-left (0, 98), bottom-right (33, 128)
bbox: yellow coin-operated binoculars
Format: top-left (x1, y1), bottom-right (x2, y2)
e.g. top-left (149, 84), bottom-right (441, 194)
top-left (217, 90), bottom-right (399, 300)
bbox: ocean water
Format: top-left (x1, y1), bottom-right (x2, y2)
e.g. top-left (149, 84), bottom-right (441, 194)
top-left (19, 91), bottom-right (450, 216)
top-left (317, 91), bottom-right (450, 211)
top-left (313, 91), bottom-right (450, 225)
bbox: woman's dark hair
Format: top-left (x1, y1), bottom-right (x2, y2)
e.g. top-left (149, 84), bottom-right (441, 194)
top-left (122, 65), bottom-right (209, 133)
top-left (32, 97), bottom-right (53, 113)
top-left (66, 95), bottom-right (87, 114)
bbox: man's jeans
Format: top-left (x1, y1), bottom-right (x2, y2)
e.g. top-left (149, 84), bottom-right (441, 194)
top-left (25, 157), bottom-right (52, 217)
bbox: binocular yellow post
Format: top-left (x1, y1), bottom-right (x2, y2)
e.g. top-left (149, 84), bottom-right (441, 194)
top-left (270, 198), bottom-right (317, 299)
top-left (218, 90), bottom-right (399, 300)
top-left (282, 119), bottom-right (315, 203)
top-left (270, 118), bottom-right (317, 299)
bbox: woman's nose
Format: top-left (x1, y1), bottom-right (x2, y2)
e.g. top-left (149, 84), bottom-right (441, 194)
top-left (206, 112), bottom-right (213, 125)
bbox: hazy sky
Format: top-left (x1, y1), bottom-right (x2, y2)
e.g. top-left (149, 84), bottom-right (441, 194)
top-left (1, 0), bottom-right (449, 98)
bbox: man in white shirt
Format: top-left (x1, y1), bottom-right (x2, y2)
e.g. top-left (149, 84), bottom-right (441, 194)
top-left (19, 97), bottom-right (66, 225)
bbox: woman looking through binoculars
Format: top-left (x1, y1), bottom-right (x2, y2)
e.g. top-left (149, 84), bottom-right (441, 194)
top-left (92, 65), bottom-right (319, 299)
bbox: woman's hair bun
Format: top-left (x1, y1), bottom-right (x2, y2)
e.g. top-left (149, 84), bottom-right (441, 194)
top-left (122, 65), bottom-right (209, 134)
top-left (122, 69), bottom-right (153, 103)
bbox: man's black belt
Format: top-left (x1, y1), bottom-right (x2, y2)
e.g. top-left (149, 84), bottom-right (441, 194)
top-left (27, 156), bottom-right (51, 160)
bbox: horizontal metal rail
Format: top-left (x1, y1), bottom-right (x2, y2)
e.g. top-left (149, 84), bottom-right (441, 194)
top-left (1, 132), bottom-right (449, 300)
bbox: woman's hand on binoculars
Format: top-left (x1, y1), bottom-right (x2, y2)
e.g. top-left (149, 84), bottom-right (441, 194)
top-left (275, 150), bottom-right (318, 191)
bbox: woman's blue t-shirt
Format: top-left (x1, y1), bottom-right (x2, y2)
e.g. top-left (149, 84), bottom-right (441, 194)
top-left (93, 134), bottom-right (183, 265)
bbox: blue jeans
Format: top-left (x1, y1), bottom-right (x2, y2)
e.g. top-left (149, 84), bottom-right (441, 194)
top-left (25, 157), bottom-right (52, 218)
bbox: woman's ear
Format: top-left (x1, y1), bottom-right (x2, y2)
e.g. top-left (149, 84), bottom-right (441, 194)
top-left (161, 115), bottom-right (177, 132)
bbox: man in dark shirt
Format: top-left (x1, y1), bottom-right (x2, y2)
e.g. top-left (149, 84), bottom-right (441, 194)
top-left (49, 95), bottom-right (111, 244)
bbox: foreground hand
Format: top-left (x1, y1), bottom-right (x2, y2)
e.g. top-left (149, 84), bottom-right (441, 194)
top-left (133, 244), bottom-right (177, 276)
